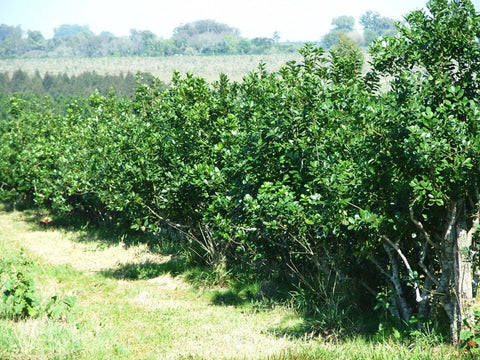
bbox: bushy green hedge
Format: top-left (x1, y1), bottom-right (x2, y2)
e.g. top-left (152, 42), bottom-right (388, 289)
top-left (2, 0), bottom-right (480, 340)
top-left (0, 43), bottom-right (369, 307)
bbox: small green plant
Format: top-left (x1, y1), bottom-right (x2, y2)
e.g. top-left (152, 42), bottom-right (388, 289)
top-left (375, 290), bottom-right (392, 333)
top-left (0, 254), bottom-right (75, 322)
top-left (459, 309), bottom-right (480, 356)
top-left (1, 268), bottom-right (40, 320)
top-left (44, 295), bottom-right (75, 321)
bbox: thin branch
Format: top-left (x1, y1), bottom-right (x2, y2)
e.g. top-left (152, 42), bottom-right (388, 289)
top-left (198, 224), bottom-right (215, 257)
top-left (382, 235), bottom-right (432, 303)
top-left (290, 231), bottom-right (315, 257)
top-left (369, 255), bottom-right (393, 282)
top-left (410, 200), bottom-right (441, 287)
top-left (409, 205), bottom-right (442, 251)
top-left (143, 203), bottom-right (192, 239)
top-left (235, 226), bottom-right (258, 232)
top-left (382, 243), bottom-right (413, 320)
top-left (287, 261), bottom-right (317, 294)
top-left (418, 239), bottom-right (441, 287)
top-left (359, 280), bottom-right (378, 298)
top-left (347, 202), bottom-right (363, 211)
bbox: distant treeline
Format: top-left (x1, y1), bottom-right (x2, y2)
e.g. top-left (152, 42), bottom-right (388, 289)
top-left (0, 70), bottom-right (158, 100)
top-left (0, 20), bottom-right (301, 58)
top-left (0, 12), bottom-right (398, 59)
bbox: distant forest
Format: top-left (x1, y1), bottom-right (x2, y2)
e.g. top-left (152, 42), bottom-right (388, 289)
top-left (0, 70), bottom-right (155, 99)
top-left (0, 70), bottom-right (158, 123)
top-left (0, 12), bottom-right (397, 58)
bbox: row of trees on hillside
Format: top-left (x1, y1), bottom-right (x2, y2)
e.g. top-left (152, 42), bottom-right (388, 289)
top-left (0, 21), bottom-right (297, 58)
top-left (1, 0), bottom-right (479, 344)
top-left (0, 70), bottom-right (155, 100)
top-left (0, 11), bottom-right (396, 58)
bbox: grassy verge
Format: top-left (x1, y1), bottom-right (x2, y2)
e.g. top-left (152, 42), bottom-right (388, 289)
top-left (0, 209), bottom-right (465, 359)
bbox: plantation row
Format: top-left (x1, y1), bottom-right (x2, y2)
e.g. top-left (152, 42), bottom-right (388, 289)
top-left (0, 70), bottom-right (157, 100)
top-left (2, 0), bottom-right (480, 343)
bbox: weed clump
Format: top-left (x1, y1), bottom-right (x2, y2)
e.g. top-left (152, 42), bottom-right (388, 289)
top-left (1, 268), bottom-right (39, 320)
top-left (0, 252), bottom-right (74, 321)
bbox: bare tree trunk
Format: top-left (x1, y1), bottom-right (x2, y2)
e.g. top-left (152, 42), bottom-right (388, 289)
top-left (442, 199), bottom-right (476, 343)
top-left (454, 200), bottom-right (475, 342)
top-left (370, 197), bottom-right (478, 342)
top-left (383, 243), bottom-right (412, 322)
top-left (418, 276), bottom-right (433, 325)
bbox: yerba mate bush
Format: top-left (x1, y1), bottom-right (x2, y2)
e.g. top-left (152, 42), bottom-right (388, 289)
top-left (1, 0), bottom-right (480, 342)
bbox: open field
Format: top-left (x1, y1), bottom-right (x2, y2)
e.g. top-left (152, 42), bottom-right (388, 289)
top-left (0, 54), bottom-right (302, 83)
top-left (0, 209), bottom-right (467, 359)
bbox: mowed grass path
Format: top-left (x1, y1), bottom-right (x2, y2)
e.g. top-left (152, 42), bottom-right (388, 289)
top-left (0, 210), bottom-right (311, 359)
top-left (0, 210), bottom-right (464, 359)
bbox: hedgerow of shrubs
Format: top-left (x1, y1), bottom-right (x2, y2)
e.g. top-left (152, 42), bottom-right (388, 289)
top-left (2, 0), bottom-right (480, 340)
top-left (0, 44), bottom-right (366, 314)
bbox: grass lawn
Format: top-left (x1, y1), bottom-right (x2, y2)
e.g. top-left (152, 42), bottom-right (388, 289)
top-left (0, 209), bottom-right (466, 359)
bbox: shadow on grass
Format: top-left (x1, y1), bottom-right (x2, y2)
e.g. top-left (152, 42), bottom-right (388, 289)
top-left (266, 319), bottom-right (346, 341)
top-left (4, 205), bottom-right (367, 337)
top-left (100, 257), bottom-right (186, 280)
top-left (15, 208), bottom-right (184, 255)
top-left (209, 289), bottom-right (247, 306)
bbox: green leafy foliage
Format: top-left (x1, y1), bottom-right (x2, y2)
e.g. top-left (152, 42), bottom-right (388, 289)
top-left (1, 268), bottom-right (40, 320)
top-left (1, 0), bottom-right (480, 341)
top-left (44, 295), bottom-right (75, 321)
top-left (0, 252), bottom-right (40, 320)
top-left (0, 254), bottom-right (75, 321)
top-left (460, 309), bottom-right (480, 355)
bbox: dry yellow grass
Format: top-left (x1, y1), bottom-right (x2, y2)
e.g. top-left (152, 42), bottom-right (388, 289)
top-left (0, 54), bottom-right (302, 83)
top-left (6, 227), bottom-right (168, 273)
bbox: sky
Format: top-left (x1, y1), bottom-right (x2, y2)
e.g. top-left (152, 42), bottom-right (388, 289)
top-left (1, 0), bottom-right (480, 42)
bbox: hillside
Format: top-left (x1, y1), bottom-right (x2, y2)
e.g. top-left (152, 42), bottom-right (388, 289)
top-left (0, 54), bottom-right (302, 83)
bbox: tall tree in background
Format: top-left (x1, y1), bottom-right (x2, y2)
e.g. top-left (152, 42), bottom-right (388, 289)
top-left (321, 16), bottom-right (358, 49)
top-left (172, 19), bottom-right (241, 54)
top-left (53, 24), bottom-right (91, 38)
top-left (331, 15), bottom-right (355, 32)
top-left (360, 11), bottom-right (397, 45)
top-left (26, 30), bottom-right (46, 51)
top-left (0, 24), bottom-right (21, 41)
top-left (129, 29), bottom-right (157, 55)
top-left (0, 25), bottom-right (22, 57)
